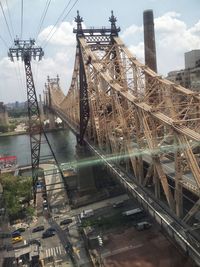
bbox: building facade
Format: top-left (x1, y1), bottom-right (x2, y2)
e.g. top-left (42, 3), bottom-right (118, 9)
top-left (167, 50), bottom-right (200, 91)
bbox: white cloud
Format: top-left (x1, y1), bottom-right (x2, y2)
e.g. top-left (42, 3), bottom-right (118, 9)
top-left (0, 21), bottom-right (77, 103)
top-left (38, 21), bottom-right (76, 46)
top-left (129, 42), bottom-right (144, 63)
top-left (121, 25), bottom-right (143, 39)
top-left (121, 11), bottom-right (200, 75)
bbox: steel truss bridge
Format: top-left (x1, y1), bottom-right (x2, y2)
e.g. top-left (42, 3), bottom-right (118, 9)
top-left (44, 11), bottom-right (200, 265)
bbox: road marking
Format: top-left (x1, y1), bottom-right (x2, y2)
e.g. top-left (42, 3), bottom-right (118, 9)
top-left (44, 245), bottom-right (63, 258)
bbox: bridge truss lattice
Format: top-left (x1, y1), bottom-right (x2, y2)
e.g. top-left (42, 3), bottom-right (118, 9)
top-left (48, 11), bottom-right (200, 225)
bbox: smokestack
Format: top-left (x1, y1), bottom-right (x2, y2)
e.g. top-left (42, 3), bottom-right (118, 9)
top-left (143, 9), bottom-right (157, 72)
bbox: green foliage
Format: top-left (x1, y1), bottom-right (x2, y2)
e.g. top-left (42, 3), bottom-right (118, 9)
top-left (0, 174), bottom-right (34, 221)
top-left (8, 108), bottom-right (27, 118)
top-left (0, 124), bottom-right (9, 133)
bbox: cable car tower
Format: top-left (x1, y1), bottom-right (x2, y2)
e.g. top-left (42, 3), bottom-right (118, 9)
top-left (8, 39), bottom-right (44, 201)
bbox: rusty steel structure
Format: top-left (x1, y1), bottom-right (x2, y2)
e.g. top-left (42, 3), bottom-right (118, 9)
top-left (47, 11), bottom-right (200, 228)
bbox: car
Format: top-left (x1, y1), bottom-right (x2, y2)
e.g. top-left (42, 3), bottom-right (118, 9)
top-left (42, 231), bottom-right (55, 238)
top-left (135, 221), bottom-right (152, 231)
top-left (16, 228), bottom-right (26, 233)
top-left (65, 242), bottom-right (73, 252)
top-left (12, 231), bottom-right (21, 238)
top-left (29, 239), bottom-right (41, 247)
top-left (32, 226), bottom-right (44, 233)
top-left (12, 236), bottom-right (23, 244)
top-left (43, 202), bottom-right (48, 209)
top-left (60, 219), bottom-right (73, 225)
top-left (42, 192), bottom-right (47, 198)
top-left (112, 201), bottom-right (125, 208)
top-left (46, 227), bottom-right (56, 232)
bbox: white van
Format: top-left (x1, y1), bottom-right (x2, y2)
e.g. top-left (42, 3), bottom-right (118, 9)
top-left (80, 209), bottom-right (94, 219)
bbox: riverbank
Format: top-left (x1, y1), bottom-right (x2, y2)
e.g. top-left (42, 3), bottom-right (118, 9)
top-left (0, 131), bottom-right (27, 137)
top-left (0, 127), bottom-right (65, 137)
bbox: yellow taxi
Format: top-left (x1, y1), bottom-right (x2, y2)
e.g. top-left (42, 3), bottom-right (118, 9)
top-left (12, 236), bottom-right (23, 244)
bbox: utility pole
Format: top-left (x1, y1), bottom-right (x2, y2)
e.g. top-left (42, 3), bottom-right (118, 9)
top-left (8, 38), bottom-right (44, 202)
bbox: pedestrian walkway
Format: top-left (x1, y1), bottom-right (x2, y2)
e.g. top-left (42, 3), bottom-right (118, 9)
top-left (41, 245), bottom-right (64, 259)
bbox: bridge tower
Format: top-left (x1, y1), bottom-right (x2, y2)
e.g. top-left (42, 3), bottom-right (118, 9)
top-left (8, 39), bottom-right (44, 199)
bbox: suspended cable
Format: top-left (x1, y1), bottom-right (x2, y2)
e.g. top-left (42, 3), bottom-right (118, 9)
top-left (5, 0), bottom-right (15, 37)
top-left (21, 0), bottom-right (24, 38)
top-left (43, 0), bottom-right (79, 48)
top-left (35, 0), bottom-right (51, 41)
top-left (41, 0), bottom-right (74, 47)
top-left (0, 34), bottom-right (9, 49)
top-left (0, 1), bottom-right (13, 42)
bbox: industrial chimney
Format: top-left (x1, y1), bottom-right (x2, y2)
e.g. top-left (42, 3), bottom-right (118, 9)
top-left (143, 9), bottom-right (157, 72)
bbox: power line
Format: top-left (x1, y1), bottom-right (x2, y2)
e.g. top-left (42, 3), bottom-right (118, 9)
top-left (0, 1), bottom-right (13, 42)
top-left (5, 0), bottom-right (15, 37)
top-left (0, 34), bottom-right (9, 49)
top-left (21, 0), bottom-right (24, 38)
top-left (36, 0), bottom-right (52, 41)
top-left (41, 0), bottom-right (76, 48)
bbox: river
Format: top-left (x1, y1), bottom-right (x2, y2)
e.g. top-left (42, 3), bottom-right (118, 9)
top-left (0, 127), bottom-right (77, 166)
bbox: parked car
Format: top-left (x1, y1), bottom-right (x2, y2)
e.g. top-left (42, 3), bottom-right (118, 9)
top-left (60, 218), bottom-right (73, 225)
top-left (42, 231), bottom-right (55, 238)
top-left (16, 228), bottom-right (26, 233)
top-left (46, 227), bottom-right (56, 232)
top-left (32, 226), bottom-right (44, 233)
top-left (65, 242), bottom-right (73, 253)
top-left (29, 239), bottom-right (41, 246)
top-left (12, 236), bottom-right (23, 244)
top-left (12, 231), bottom-right (21, 238)
top-left (135, 221), bottom-right (152, 231)
top-left (112, 201), bottom-right (125, 208)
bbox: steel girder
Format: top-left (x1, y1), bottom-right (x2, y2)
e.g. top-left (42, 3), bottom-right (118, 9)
top-left (49, 35), bottom-right (200, 224)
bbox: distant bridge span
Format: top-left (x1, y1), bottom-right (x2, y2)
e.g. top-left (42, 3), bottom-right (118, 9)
top-left (45, 12), bottom-right (200, 265)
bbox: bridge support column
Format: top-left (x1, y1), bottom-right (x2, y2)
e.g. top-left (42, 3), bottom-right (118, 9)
top-left (76, 144), bottom-right (96, 195)
top-left (48, 112), bottom-right (56, 129)
top-left (154, 169), bottom-right (161, 199)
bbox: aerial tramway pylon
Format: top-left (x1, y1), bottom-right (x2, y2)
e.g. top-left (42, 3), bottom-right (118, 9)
top-left (8, 39), bottom-right (64, 202)
top-left (8, 39), bottom-right (43, 200)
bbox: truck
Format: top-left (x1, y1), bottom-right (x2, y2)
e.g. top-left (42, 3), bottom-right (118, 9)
top-left (122, 208), bottom-right (143, 216)
top-left (80, 209), bottom-right (94, 219)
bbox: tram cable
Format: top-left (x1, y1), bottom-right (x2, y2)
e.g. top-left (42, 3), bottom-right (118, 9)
top-left (20, 0), bottom-right (24, 38)
top-left (5, 0), bottom-right (15, 37)
top-left (41, 0), bottom-right (78, 48)
top-left (35, 0), bottom-right (52, 41)
top-left (0, 1), bottom-right (13, 43)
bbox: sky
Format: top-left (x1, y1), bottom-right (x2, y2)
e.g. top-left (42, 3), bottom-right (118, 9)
top-left (0, 0), bottom-right (200, 103)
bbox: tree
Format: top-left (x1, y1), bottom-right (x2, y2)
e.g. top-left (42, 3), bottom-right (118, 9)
top-left (0, 124), bottom-right (9, 133)
top-left (0, 174), bottom-right (34, 221)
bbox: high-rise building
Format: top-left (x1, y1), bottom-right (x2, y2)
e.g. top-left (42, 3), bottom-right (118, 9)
top-left (167, 50), bottom-right (200, 91)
